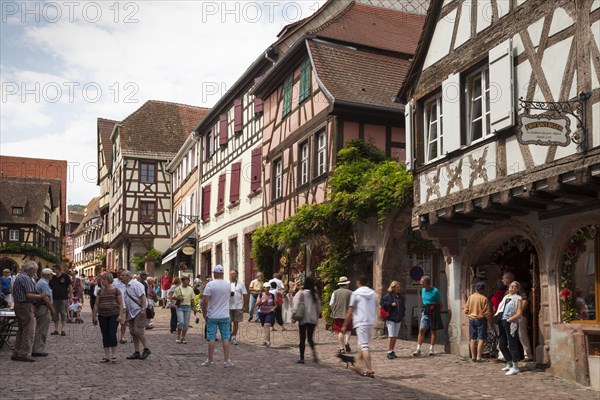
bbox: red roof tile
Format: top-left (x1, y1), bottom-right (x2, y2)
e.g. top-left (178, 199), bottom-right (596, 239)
top-left (309, 40), bottom-right (410, 109)
top-left (118, 100), bottom-right (210, 158)
top-left (310, 2), bottom-right (426, 55)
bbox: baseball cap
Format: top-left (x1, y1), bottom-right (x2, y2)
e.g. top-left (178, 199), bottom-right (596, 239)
top-left (213, 265), bottom-right (224, 274)
top-left (474, 281), bottom-right (485, 291)
top-left (263, 282), bottom-right (270, 288)
top-left (41, 268), bottom-right (55, 276)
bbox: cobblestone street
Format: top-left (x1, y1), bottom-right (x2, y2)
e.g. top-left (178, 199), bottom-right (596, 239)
top-left (1, 308), bottom-right (596, 400)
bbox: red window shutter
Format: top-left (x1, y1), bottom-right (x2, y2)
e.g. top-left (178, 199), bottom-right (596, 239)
top-left (217, 174), bottom-right (226, 212)
top-left (219, 114), bottom-right (228, 146)
top-left (202, 184), bottom-right (211, 221)
top-left (229, 162), bottom-right (241, 203)
top-left (254, 77), bottom-right (263, 114)
top-left (234, 98), bottom-right (243, 133)
top-left (250, 148), bottom-right (262, 192)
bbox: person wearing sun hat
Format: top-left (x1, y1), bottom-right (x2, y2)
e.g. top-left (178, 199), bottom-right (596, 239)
top-left (464, 281), bottom-right (493, 362)
top-left (329, 276), bottom-right (353, 354)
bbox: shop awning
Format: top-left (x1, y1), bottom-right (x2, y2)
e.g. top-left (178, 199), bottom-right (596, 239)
top-left (161, 244), bottom-right (184, 265)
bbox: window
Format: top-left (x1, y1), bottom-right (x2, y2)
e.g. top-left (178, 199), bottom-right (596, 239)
top-left (140, 201), bottom-right (156, 224)
top-left (229, 237), bottom-right (238, 270)
top-left (568, 229), bottom-right (599, 323)
top-left (273, 159), bottom-right (283, 200)
top-left (12, 207), bottom-right (23, 215)
top-left (9, 229), bottom-right (19, 241)
top-left (298, 141), bottom-right (309, 186)
top-left (466, 67), bottom-right (491, 143)
top-left (216, 243), bottom-right (223, 266)
top-left (316, 132), bottom-right (327, 177)
top-left (282, 75), bottom-right (293, 117)
top-left (299, 58), bottom-right (312, 102)
top-left (45, 212), bottom-right (50, 224)
top-left (425, 95), bottom-right (444, 161)
top-left (140, 162), bottom-right (156, 183)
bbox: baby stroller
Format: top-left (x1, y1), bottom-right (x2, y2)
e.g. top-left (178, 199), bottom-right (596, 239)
top-left (67, 296), bottom-right (83, 323)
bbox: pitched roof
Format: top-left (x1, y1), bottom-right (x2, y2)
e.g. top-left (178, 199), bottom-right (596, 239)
top-left (308, 40), bottom-right (410, 110)
top-left (97, 118), bottom-right (118, 173)
top-left (0, 179), bottom-right (53, 225)
top-left (310, 2), bottom-right (426, 55)
top-left (68, 211), bottom-right (84, 224)
top-left (0, 155), bottom-right (67, 222)
top-left (72, 196), bottom-right (101, 236)
top-left (118, 100), bottom-right (210, 159)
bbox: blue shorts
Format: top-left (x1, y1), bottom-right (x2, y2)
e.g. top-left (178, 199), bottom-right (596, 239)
top-left (469, 318), bottom-right (488, 340)
top-left (419, 312), bottom-right (431, 330)
top-left (258, 312), bottom-right (275, 326)
top-left (206, 317), bottom-right (231, 341)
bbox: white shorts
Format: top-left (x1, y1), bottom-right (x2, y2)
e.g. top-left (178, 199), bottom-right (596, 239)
top-left (355, 325), bottom-right (373, 351)
top-left (386, 321), bottom-right (401, 338)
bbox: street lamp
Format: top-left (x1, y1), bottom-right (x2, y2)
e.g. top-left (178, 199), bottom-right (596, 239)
top-left (176, 214), bottom-right (202, 232)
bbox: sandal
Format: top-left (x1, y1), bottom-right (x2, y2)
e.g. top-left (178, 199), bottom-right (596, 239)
top-left (361, 371), bottom-right (375, 378)
top-left (111, 357), bottom-right (117, 364)
top-left (119, 338), bottom-right (127, 344)
top-left (100, 358), bottom-right (110, 363)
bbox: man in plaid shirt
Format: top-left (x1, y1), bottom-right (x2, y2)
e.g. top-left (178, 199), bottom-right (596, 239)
top-left (12, 261), bottom-right (48, 362)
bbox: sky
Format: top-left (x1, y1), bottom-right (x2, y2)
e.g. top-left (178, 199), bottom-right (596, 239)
top-left (0, 0), bottom-right (326, 205)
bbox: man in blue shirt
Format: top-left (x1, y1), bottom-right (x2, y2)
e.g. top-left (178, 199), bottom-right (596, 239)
top-left (413, 275), bottom-right (444, 356)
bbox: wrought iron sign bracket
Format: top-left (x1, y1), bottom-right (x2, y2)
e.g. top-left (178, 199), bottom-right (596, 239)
top-left (519, 92), bottom-right (591, 149)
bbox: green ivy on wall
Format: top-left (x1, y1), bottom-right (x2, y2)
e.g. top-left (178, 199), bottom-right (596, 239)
top-left (0, 243), bottom-right (59, 264)
top-left (132, 248), bottom-right (163, 271)
top-left (251, 140), bottom-right (416, 321)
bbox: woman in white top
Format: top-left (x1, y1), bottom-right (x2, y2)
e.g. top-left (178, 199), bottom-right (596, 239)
top-left (292, 275), bottom-right (321, 364)
top-left (494, 281), bottom-right (522, 376)
top-left (174, 276), bottom-right (195, 344)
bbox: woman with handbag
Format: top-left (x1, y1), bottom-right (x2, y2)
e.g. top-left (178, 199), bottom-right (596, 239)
top-left (174, 276), bottom-right (195, 344)
top-left (380, 281), bottom-right (406, 359)
top-left (256, 282), bottom-right (277, 347)
top-left (92, 272), bottom-right (124, 363)
top-left (292, 275), bottom-right (321, 364)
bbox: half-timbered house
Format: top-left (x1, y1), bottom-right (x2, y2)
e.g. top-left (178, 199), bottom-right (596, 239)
top-left (0, 178), bottom-right (62, 272)
top-left (97, 118), bottom-right (118, 271)
top-left (106, 100), bottom-right (209, 272)
top-left (72, 197), bottom-right (103, 277)
top-left (64, 210), bottom-right (83, 266)
top-left (164, 133), bottom-right (200, 277)
top-left (253, 2), bottom-right (425, 294)
top-left (397, 0), bottom-right (600, 387)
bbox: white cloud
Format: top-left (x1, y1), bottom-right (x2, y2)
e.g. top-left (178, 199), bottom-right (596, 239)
top-left (1, 0), bottom-right (326, 205)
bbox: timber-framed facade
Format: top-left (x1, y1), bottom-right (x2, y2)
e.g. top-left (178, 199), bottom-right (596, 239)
top-left (398, 0), bottom-right (600, 387)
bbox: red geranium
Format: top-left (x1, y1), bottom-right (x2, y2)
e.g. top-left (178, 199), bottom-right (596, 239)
top-left (560, 288), bottom-right (572, 300)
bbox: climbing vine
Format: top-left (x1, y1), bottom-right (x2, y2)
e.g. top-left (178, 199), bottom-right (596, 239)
top-left (251, 140), bottom-right (415, 320)
top-left (0, 243), bottom-right (59, 264)
top-left (132, 248), bottom-right (163, 271)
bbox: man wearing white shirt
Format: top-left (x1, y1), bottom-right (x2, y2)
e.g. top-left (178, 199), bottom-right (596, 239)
top-left (120, 271), bottom-right (150, 360)
top-left (269, 273), bottom-right (286, 331)
top-left (201, 265), bottom-right (233, 368)
top-left (111, 269), bottom-right (128, 344)
top-left (229, 270), bottom-right (247, 345)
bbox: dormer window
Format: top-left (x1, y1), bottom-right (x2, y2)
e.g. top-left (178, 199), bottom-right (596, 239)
top-left (12, 207), bottom-right (24, 215)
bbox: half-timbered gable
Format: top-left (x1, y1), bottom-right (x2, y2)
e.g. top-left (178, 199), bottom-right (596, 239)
top-left (195, 54), bottom-right (271, 282)
top-left (72, 196), bottom-right (103, 277)
top-left (255, 2), bottom-right (425, 226)
top-left (106, 100), bottom-right (208, 271)
top-left (0, 178), bottom-right (61, 271)
top-left (397, 0), bottom-right (600, 386)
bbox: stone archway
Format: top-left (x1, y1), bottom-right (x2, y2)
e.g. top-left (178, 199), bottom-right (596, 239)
top-left (461, 219), bottom-right (547, 361)
top-left (0, 257), bottom-right (19, 274)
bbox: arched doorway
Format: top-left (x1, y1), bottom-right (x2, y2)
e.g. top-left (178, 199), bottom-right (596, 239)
top-left (462, 222), bottom-right (545, 362)
top-left (0, 257), bottom-right (19, 274)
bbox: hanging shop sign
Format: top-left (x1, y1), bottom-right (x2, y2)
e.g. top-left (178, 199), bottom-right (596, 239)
top-left (517, 114), bottom-right (571, 147)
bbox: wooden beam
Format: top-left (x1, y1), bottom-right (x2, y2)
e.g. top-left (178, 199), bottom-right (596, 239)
top-left (539, 201), bottom-right (600, 220)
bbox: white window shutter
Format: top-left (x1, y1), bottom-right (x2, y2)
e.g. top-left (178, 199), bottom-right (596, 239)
top-left (442, 73), bottom-right (461, 154)
top-left (404, 101), bottom-right (414, 170)
top-left (489, 39), bottom-right (514, 132)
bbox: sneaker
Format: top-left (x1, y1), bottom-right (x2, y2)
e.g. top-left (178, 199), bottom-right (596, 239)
top-left (126, 352), bottom-right (142, 360)
top-left (176, 337), bottom-right (182, 344)
top-left (231, 336), bottom-right (238, 345)
top-left (181, 338), bottom-right (187, 344)
top-left (50, 331), bottom-right (59, 335)
top-left (505, 367), bottom-right (519, 375)
top-left (60, 331), bottom-right (66, 336)
top-left (338, 348), bottom-right (345, 354)
top-left (202, 359), bottom-right (214, 367)
top-left (140, 348), bottom-right (151, 359)
top-left (387, 352), bottom-right (395, 360)
top-left (501, 364), bottom-right (512, 371)
top-left (224, 360), bottom-right (234, 368)
top-left (428, 349), bottom-right (435, 356)
top-left (413, 349), bottom-right (421, 356)
top-left (265, 341), bottom-right (271, 348)
top-left (345, 343), bottom-right (351, 353)
top-left (296, 359), bottom-right (305, 364)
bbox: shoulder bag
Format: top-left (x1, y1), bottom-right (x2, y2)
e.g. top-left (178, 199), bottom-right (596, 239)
top-left (292, 292), bottom-right (305, 322)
